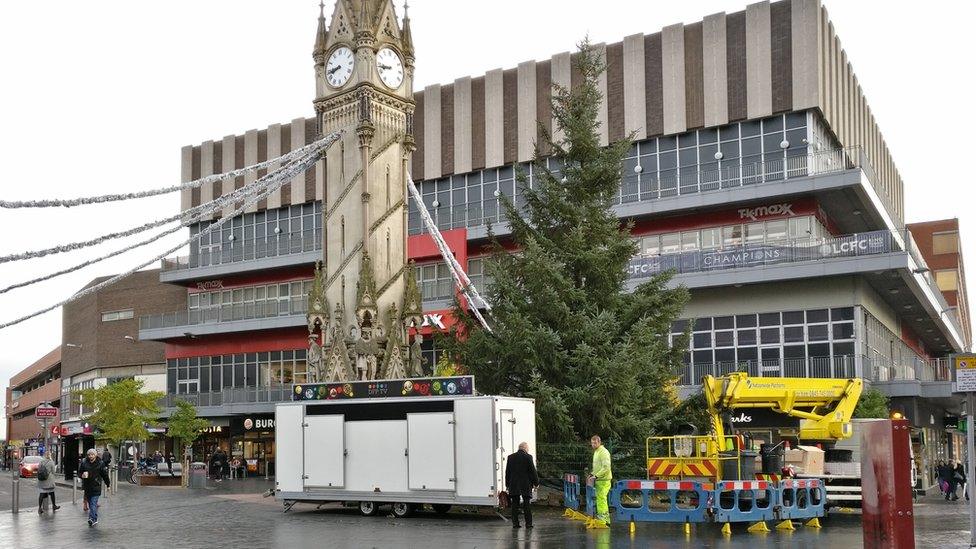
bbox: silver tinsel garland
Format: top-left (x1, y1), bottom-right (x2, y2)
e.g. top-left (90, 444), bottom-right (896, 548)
top-left (0, 135), bottom-right (334, 209)
top-left (0, 131), bottom-right (340, 330)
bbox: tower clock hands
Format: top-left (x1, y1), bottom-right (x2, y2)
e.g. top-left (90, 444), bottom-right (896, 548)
top-left (328, 65), bottom-right (341, 76)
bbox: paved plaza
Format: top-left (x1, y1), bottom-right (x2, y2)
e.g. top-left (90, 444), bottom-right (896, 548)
top-left (0, 476), bottom-right (971, 548)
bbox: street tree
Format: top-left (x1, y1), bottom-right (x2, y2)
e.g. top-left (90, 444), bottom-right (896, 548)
top-left (853, 387), bottom-right (890, 419)
top-left (166, 399), bottom-right (210, 460)
top-left (440, 41), bottom-right (689, 443)
top-left (75, 378), bottom-right (163, 460)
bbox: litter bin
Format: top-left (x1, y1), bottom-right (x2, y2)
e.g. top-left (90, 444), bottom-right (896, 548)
top-left (719, 451), bottom-right (758, 480)
top-left (760, 443), bottom-right (784, 474)
top-left (189, 462), bottom-right (208, 489)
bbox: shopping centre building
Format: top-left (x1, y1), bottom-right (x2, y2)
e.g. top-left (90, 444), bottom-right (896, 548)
top-left (131, 0), bottom-right (970, 487)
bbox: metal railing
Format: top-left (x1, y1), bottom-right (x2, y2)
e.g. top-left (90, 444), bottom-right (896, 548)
top-left (413, 146), bottom-right (895, 233)
top-left (866, 356), bottom-right (953, 383)
top-left (679, 356), bottom-right (857, 385)
top-left (628, 229), bottom-right (897, 280)
top-left (160, 385), bottom-right (293, 409)
top-left (160, 230), bottom-right (321, 272)
top-left (139, 299), bottom-right (308, 331)
top-left (679, 355), bottom-right (953, 385)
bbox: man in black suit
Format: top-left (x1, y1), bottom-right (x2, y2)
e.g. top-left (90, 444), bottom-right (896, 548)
top-left (505, 442), bottom-right (539, 528)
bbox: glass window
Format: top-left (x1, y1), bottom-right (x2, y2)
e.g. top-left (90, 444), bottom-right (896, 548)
top-left (693, 318), bottom-right (712, 331)
top-left (831, 307), bottom-right (854, 321)
top-left (735, 314), bottom-right (757, 328)
top-left (933, 232), bottom-right (959, 254)
top-left (783, 310), bottom-right (804, 324)
top-left (766, 220), bottom-right (788, 242)
top-left (660, 233), bottom-right (680, 254)
top-left (681, 230), bottom-right (699, 251)
top-left (760, 327), bottom-right (780, 344)
top-left (693, 333), bottom-right (712, 348)
top-left (936, 269), bottom-right (958, 291)
top-left (714, 316), bottom-right (734, 330)
top-left (833, 322), bottom-right (854, 339)
top-left (745, 222), bottom-right (765, 244)
top-left (671, 320), bottom-right (689, 333)
top-left (806, 309), bottom-right (829, 323)
top-left (715, 331), bottom-right (734, 347)
top-left (759, 312), bottom-right (780, 327)
top-left (722, 225), bottom-right (743, 247)
top-left (737, 329), bottom-right (757, 346)
top-left (701, 227), bottom-right (721, 250)
top-left (641, 235), bottom-right (660, 256)
top-left (784, 326), bottom-right (805, 343)
top-left (808, 324), bottom-right (829, 341)
top-left (789, 216), bottom-right (813, 239)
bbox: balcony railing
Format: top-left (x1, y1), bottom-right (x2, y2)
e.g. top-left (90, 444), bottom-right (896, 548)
top-left (628, 229), bottom-right (898, 280)
top-left (414, 146), bottom-right (895, 233)
top-left (678, 355), bottom-right (952, 385)
top-left (160, 230), bottom-right (321, 272)
top-left (866, 356), bottom-right (953, 383)
top-left (139, 299), bottom-right (308, 331)
top-left (160, 385), bottom-right (293, 409)
top-left (679, 356), bottom-right (858, 385)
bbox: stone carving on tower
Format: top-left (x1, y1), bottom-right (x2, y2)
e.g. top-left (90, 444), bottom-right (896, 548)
top-left (307, 0), bottom-right (427, 381)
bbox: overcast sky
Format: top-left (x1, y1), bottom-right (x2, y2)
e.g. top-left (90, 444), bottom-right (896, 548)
top-left (2, 0), bottom-right (974, 439)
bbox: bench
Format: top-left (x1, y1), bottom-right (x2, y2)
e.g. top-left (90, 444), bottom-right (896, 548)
top-left (157, 462), bottom-right (183, 477)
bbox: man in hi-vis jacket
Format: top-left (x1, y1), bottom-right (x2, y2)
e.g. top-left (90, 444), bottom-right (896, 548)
top-left (589, 435), bottom-right (612, 524)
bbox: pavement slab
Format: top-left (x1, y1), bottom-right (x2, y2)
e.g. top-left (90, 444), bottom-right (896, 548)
top-left (0, 477), bottom-right (971, 548)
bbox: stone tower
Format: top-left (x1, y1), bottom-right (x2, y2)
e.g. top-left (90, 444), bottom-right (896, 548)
top-left (313, 0), bottom-right (415, 327)
top-left (307, 1), bottom-right (424, 382)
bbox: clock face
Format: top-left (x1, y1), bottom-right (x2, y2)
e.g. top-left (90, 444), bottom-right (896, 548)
top-left (325, 46), bottom-right (354, 88)
top-left (376, 47), bottom-right (404, 89)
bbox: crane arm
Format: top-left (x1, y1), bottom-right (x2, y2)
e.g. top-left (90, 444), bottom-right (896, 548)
top-left (702, 372), bottom-right (864, 441)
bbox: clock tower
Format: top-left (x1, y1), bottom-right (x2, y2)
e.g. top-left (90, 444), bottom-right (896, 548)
top-left (307, 0), bottom-right (424, 382)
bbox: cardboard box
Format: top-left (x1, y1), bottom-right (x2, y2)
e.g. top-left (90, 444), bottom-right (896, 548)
top-left (784, 445), bottom-right (825, 476)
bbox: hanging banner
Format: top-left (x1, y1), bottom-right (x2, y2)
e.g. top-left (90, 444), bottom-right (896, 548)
top-left (292, 375), bottom-right (475, 401)
top-left (628, 230), bottom-right (893, 279)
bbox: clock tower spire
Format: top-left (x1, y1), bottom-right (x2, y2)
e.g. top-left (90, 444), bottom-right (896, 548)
top-left (308, 1), bottom-right (417, 381)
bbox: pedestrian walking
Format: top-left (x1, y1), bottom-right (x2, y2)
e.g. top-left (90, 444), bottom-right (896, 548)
top-left (588, 435), bottom-right (612, 524)
top-left (36, 451), bottom-right (60, 514)
top-left (78, 448), bottom-right (111, 527)
top-left (505, 442), bottom-right (539, 529)
top-left (938, 460), bottom-right (952, 499)
top-left (101, 447), bottom-right (112, 468)
top-left (952, 460), bottom-right (968, 502)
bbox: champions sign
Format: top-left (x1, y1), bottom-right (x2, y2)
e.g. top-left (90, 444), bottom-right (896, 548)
top-left (628, 230), bottom-right (892, 279)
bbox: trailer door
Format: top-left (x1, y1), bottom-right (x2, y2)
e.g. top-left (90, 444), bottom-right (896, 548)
top-left (498, 408), bottom-right (516, 486)
top-left (304, 415), bottom-right (344, 488)
top-left (407, 412), bottom-right (456, 491)
top-left (275, 405), bottom-right (303, 493)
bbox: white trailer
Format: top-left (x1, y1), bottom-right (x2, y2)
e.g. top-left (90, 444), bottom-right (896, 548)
top-left (274, 394), bottom-right (535, 516)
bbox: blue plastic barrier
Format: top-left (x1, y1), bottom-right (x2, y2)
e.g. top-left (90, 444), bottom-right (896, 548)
top-left (776, 479), bottom-right (826, 521)
top-left (584, 477), bottom-right (596, 517)
top-left (712, 480), bottom-right (777, 523)
top-left (563, 473), bottom-right (581, 510)
top-left (608, 480), bottom-right (713, 524)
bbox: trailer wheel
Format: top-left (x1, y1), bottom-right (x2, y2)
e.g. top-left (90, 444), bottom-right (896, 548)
top-left (359, 501), bottom-right (380, 516)
top-left (432, 504), bottom-right (452, 515)
top-left (391, 502), bottom-right (413, 518)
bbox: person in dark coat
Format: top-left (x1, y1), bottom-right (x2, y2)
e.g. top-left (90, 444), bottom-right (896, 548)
top-left (78, 449), bottom-right (110, 527)
top-left (101, 448), bottom-right (112, 468)
top-left (952, 460), bottom-right (968, 502)
top-left (505, 442), bottom-right (539, 528)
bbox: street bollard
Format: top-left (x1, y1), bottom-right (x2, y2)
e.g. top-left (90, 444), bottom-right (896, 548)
top-left (11, 473), bottom-right (19, 514)
top-left (72, 475), bottom-right (77, 505)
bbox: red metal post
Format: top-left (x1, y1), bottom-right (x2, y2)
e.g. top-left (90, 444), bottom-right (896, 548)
top-left (861, 418), bottom-right (915, 549)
